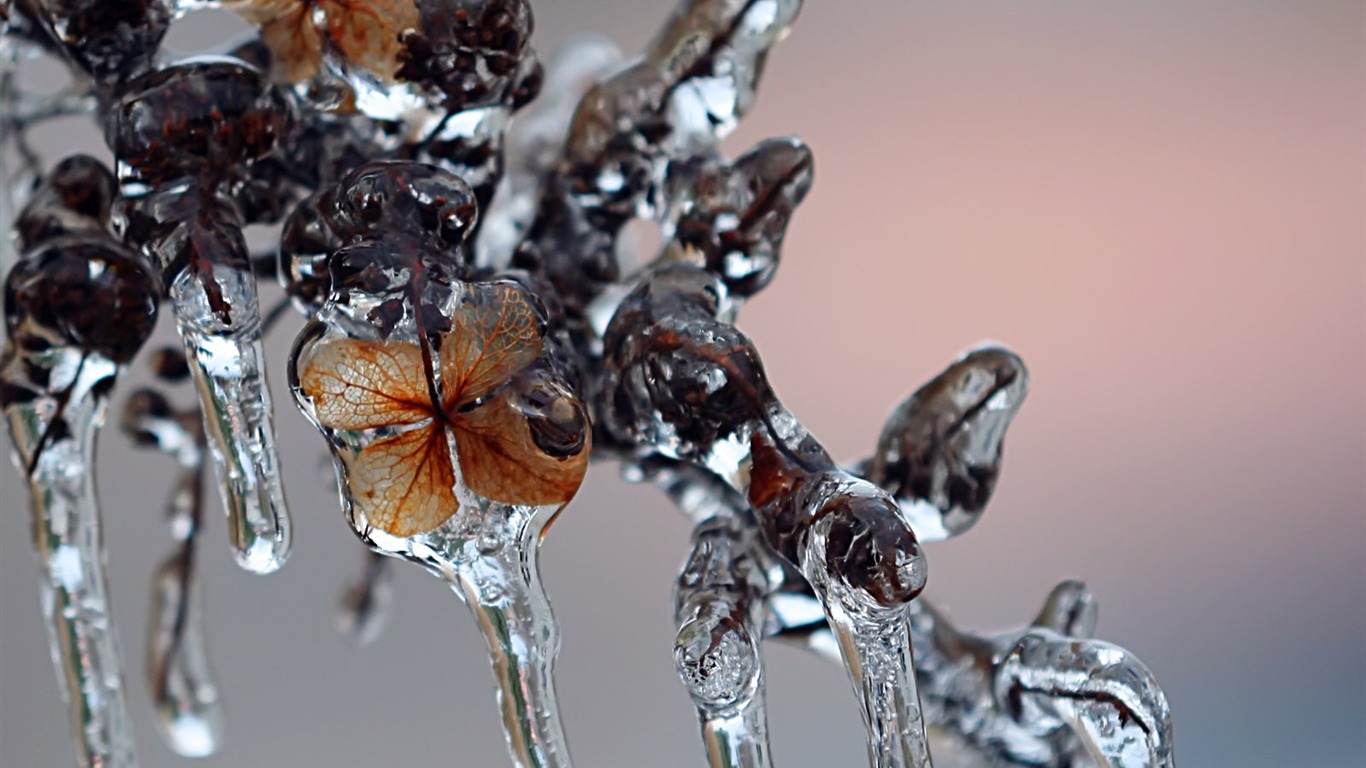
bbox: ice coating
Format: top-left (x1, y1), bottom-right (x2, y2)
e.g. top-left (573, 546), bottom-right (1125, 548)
top-left (0, 2), bottom-right (1182, 766)
top-left (16, 0), bottom-right (172, 87)
top-left (513, 0), bottom-right (804, 348)
top-left (860, 347), bottom-right (1029, 543)
top-left (1000, 628), bottom-right (1175, 768)
top-left (170, 264), bottom-right (292, 572)
top-left (1, 156), bottom-right (160, 768)
top-left (228, 0), bottom-right (543, 230)
top-left (586, 93), bottom-right (929, 762)
top-left (656, 463), bottom-right (774, 768)
top-left (4, 352), bottom-right (138, 768)
top-left (110, 59), bottom-right (295, 573)
top-left (287, 160), bottom-right (589, 768)
top-left (120, 373), bottom-right (225, 758)
top-left (389, 0), bottom-right (545, 249)
top-left (599, 255), bottom-right (935, 766)
top-left (477, 35), bottom-right (622, 268)
top-left (229, 0), bottom-right (541, 124)
top-left (760, 355), bottom-right (1177, 768)
top-left (748, 433), bottom-right (933, 768)
top-left (659, 137), bottom-right (814, 298)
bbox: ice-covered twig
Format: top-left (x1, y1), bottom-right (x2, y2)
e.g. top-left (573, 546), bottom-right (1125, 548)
top-left (514, 0), bottom-right (804, 346)
top-left (288, 161), bottom-right (590, 768)
top-left (110, 60), bottom-right (296, 573)
top-left (600, 257), bottom-right (935, 767)
top-left (120, 364), bottom-right (225, 758)
top-left (5, 353), bottom-right (138, 768)
top-left (997, 581), bottom-right (1175, 768)
top-left (651, 462), bottom-right (775, 768)
top-left (765, 349), bottom-right (1175, 766)
top-left (859, 347), bottom-right (1029, 543)
top-left (2, 154), bottom-right (159, 768)
top-left (446, 502), bottom-right (573, 768)
top-left (14, 0), bottom-right (169, 91)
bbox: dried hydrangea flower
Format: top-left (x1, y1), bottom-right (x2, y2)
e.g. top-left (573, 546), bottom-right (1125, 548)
top-left (296, 282), bottom-right (586, 535)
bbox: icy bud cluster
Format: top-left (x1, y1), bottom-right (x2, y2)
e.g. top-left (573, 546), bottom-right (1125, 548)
top-left (2, 2), bottom-right (1175, 768)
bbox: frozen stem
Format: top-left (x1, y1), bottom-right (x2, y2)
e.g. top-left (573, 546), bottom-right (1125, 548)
top-left (450, 507), bottom-right (572, 768)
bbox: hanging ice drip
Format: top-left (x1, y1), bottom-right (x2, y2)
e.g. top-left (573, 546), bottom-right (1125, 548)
top-left (1, 154), bottom-right (160, 768)
top-left (0, 1), bottom-right (1181, 767)
top-left (109, 58), bottom-right (295, 574)
top-left (119, 347), bottom-right (225, 758)
top-left (287, 161), bottom-right (590, 768)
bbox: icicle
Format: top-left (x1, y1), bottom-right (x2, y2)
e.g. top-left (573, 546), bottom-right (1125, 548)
top-left (109, 60), bottom-right (296, 573)
top-left (649, 462), bottom-right (776, 768)
top-left (748, 434), bottom-right (933, 768)
top-left (169, 268), bottom-right (291, 573)
top-left (121, 372), bottom-right (225, 758)
top-left (5, 351), bottom-right (138, 768)
top-left (439, 500), bottom-right (575, 768)
top-left (2, 155), bottom-right (160, 768)
top-left (287, 161), bottom-right (589, 768)
top-left (674, 514), bottom-right (774, 768)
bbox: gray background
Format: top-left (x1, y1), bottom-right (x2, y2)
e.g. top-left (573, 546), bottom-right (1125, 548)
top-left (3, 2), bottom-right (1363, 767)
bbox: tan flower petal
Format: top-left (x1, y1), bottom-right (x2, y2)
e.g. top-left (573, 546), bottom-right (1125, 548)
top-left (223, 0), bottom-right (321, 83)
top-left (439, 282), bottom-right (544, 408)
top-left (349, 425), bottom-right (458, 536)
top-left (452, 389), bottom-right (589, 508)
top-left (298, 337), bottom-right (433, 431)
top-left (319, 0), bottom-right (421, 82)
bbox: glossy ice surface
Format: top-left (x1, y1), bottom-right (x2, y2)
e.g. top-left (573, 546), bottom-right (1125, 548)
top-left (22, 1), bottom-right (1356, 767)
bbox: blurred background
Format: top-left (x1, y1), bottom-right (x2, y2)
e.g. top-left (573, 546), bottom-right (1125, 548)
top-left (1, 1), bottom-right (1362, 766)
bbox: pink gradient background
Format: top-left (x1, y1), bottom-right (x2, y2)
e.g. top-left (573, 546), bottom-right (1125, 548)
top-left (2, 2), bottom-right (1362, 766)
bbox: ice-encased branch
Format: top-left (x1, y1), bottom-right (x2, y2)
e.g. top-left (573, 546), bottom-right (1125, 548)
top-left (5, 352), bottom-right (138, 768)
top-left (109, 60), bottom-right (296, 574)
top-left (121, 383), bottom-right (224, 757)
top-left (2, 154), bottom-right (160, 768)
top-left (653, 463), bottom-right (775, 768)
top-left (766, 349), bottom-right (1175, 767)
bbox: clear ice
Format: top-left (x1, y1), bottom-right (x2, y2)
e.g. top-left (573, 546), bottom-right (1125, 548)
top-left (120, 377), bottom-right (225, 758)
top-left (286, 161), bottom-right (589, 768)
top-left (1, 1), bottom-right (1178, 767)
top-left (2, 153), bottom-right (160, 768)
top-left (108, 59), bottom-right (296, 574)
top-left (167, 267), bottom-right (292, 573)
top-left (4, 350), bottom-right (139, 768)
top-left (660, 466), bottom-right (774, 768)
